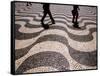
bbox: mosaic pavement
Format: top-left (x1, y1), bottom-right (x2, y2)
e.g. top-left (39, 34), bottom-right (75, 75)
top-left (14, 2), bottom-right (97, 74)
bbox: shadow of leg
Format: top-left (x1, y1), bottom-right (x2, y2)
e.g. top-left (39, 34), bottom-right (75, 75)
top-left (42, 23), bottom-right (49, 29)
top-left (73, 22), bottom-right (81, 29)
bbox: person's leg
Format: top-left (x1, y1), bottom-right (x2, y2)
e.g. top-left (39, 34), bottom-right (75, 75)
top-left (48, 10), bottom-right (55, 24)
top-left (41, 11), bottom-right (47, 24)
top-left (26, 2), bottom-right (29, 6)
top-left (41, 11), bottom-right (49, 29)
top-left (75, 12), bottom-right (78, 23)
top-left (72, 15), bottom-right (75, 23)
top-left (29, 3), bottom-right (32, 6)
top-left (72, 10), bottom-right (75, 23)
top-left (74, 12), bottom-right (80, 28)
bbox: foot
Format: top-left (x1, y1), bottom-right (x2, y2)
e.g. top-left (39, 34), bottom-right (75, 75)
top-left (73, 25), bottom-right (80, 29)
top-left (52, 21), bottom-right (55, 24)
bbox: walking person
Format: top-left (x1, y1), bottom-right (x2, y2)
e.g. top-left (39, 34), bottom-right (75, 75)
top-left (41, 3), bottom-right (55, 29)
top-left (72, 5), bottom-right (80, 28)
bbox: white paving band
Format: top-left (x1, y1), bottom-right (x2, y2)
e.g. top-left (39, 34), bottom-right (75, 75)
top-left (23, 66), bottom-right (59, 73)
top-left (15, 19), bottom-right (96, 36)
top-left (15, 29), bottom-right (96, 51)
top-left (15, 41), bottom-right (96, 71)
top-left (15, 2), bottom-right (97, 73)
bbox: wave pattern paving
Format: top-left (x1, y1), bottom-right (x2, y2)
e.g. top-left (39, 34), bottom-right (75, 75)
top-left (14, 2), bottom-right (97, 74)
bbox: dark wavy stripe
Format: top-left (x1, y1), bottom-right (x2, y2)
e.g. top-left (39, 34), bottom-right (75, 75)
top-left (16, 34), bottom-right (97, 67)
top-left (16, 19), bottom-right (42, 28)
top-left (16, 18), bottom-right (96, 35)
top-left (15, 24), bottom-right (44, 40)
top-left (16, 12), bottom-right (42, 18)
top-left (69, 46), bottom-right (97, 66)
top-left (46, 19), bottom-right (96, 31)
top-left (15, 34), bottom-right (68, 60)
top-left (15, 42), bottom-right (33, 60)
top-left (16, 19), bottom-right (41, 28)
top-left (88, 9), bottom-right (96, 15)
top-left (16, 13), bottom-right (96, 25)
top-left (15, 14), bottom-right (97, 41)
top-left (43, 18), bottom-right (96, 31)
top-left (68, 28), bottom-right (96, 42)
top-left (16, 12), bottom-right (94, 22)
top-left (50, 25), bottom-right (96, 42)
top-left (15, 21), bottom-right (96, 42)
top-left (15, 14), bottom-right (96, 31)
top-left (16, 51), bottom-right (70, 74)
top-left (16, 10), bottom-right (96, 19)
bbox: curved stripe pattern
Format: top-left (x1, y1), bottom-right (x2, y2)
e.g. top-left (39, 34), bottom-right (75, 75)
top-left (68, 46), bottom-right (97, 66)
top-left (15, 2), bottom-right (97, 74)
top-left (16, 51), bottom-right (70, 73)
top-left (15, 34), bottom-right (97, 67)
top-left (15, 22), bottom-right (96, 42)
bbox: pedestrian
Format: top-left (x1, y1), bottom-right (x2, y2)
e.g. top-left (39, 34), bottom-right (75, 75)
top-left (72, 5), bottom-right (80, 23)
top-left (72, 5), bottom-right (80, 28)
top-left (41, 3), bottom-right (55, 29)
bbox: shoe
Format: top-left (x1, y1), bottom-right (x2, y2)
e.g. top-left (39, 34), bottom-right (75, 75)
top-left (52, 20), bottom-right (55, 24)
top-left (52, 21), bottom-right (55, 24)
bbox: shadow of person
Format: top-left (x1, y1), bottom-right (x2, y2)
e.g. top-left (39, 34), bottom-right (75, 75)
top-left (42, 23), bottom-right (49, 29)
top-left (73, 22), bottom-right (81, 29)
top-left (41, 3), bottom-right (55, 29)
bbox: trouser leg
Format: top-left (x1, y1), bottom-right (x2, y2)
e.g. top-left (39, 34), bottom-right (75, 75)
top-left (41, 11), bottom-right (47, 24)
top-left (72, 15), bottom-right (75, 23)
top-left (75, 12), bottom-right (78, 22)
top-left (48, 11), bottom-right (55, 23)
